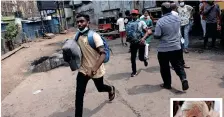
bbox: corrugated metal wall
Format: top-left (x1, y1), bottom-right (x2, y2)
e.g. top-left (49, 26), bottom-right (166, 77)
top-left (75, 0), bottom-right (156, 25)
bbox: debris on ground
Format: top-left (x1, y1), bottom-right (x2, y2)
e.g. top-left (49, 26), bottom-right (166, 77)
top-left (30, 50), bottom-right (69, 73)
top-left (44, 33), bottom-right (55, 39)
top-left (33, 89), bottom-right (43, 95)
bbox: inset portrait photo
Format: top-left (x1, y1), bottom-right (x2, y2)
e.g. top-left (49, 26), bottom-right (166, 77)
top-left (171, 98), bottom-right (222, 117)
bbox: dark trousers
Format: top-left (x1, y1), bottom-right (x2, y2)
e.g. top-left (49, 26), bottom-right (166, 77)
top-left (180, 43), bottom-right (185, 65)
top-left (75, 72), bottom-right (112, 117)
top-left (204, 23), bottom-right (217, 47)
top-left (221, 25), bottom-right (224, 46)
top-left (130, 43), bottom-right (145, 73)
top-left (158, 49), bottom-right (187, 86)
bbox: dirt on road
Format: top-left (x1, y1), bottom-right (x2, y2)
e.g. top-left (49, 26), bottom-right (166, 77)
top-left (1, 32), bottom-right (75, 100)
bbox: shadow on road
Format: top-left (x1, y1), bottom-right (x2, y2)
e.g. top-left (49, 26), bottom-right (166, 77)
top-left (127, 84), bottom-right (162, 95)
top-left (138, 66), bottom-right (160, 73)
top-left (48, 101), bottom-right (108, 117)
top-left (219, 76), bottom-right (224, 88)
top-left (107, 72), bottom-right (131, 81)
top-left (127, 84), bottom-right (186, 95)
top-left (169, 87), bottom-right (186, 95)
top-left (48, 107), bottom-right (75, 117)
top-left (107, 66), bottom-right (160, 81)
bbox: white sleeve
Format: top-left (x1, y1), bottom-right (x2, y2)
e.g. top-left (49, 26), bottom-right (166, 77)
top-left (93, 33), bottom-right (104, 48)
top-left (124, 18), bottom-right (128, 23)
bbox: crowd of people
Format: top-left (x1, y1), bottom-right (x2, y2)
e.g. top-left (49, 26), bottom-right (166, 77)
top-left (62, 1), bottom-right (223, 117)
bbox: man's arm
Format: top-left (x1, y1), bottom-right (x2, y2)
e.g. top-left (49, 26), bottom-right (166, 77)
top-left (187, 5), bottom-right (194, 19)
top-left (203, 4), bottom-right (215, 15)
top-left (154, 23), bottom-right (162, 39)
top-left (92, 33), bottom-right (105, 72)
top-left (139, 21), bottom-right (152, 43)
top-left (92, 46), bottom-right (106, 72)
top-left (216, 5), bottom-right (221, 25)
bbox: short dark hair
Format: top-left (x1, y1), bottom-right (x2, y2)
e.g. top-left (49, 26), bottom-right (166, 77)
top-left (119, 13), bottom-right (122, 17)
top-left (161, 2), bottom-right (172, 14)
top-left (170, 3), bottom-right (177, 10)
top-left (76, 14), bottom-right (90, 21)
top-left (125, 10), bottom-right (130, 16)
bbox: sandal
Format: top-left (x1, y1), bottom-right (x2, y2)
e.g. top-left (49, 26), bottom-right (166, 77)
top-left (109, 86), bottom-right (115, 101)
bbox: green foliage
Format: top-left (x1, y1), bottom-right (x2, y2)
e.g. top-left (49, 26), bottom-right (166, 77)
top-left (4, 23), bottom-right (19, 41)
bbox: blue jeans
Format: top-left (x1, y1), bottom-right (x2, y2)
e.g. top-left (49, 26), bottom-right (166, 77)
top-left (181, 24), bottom-right (190, 49)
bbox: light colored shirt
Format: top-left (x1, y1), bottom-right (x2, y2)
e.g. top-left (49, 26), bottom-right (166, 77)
top-left (177, 5), bottom-right (193, 26)
top-left (116, 18), bottom-right (125, 32)
top-left (138, 20), bottom-right (148, 31)
top-left (171, 11), bottom-right (179, 16)
top-left (76, 32), bottom-right (105, 78)
top-left (140, 17), bottom-right (153, 44)
top-left (154, 13), bottom-right (181, 52)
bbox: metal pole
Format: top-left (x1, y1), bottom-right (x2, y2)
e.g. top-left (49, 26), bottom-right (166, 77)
top-left (62, 1), bottom-right (68, 30)
top-left (72, 0), bottom-right (76, 27)
top-left (39, 10), bottom-right (45, 38)
top-left (58, 1), bottom-right (63, 32)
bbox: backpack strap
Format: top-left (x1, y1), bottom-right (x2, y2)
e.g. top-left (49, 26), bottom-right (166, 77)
top-left (87, 30), bottom-right (96, 49)
top-left (74, 32), bottom-right (80, 41)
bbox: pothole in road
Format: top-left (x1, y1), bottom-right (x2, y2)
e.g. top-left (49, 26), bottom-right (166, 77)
top-left (29, 51), bottom-right (69, 73)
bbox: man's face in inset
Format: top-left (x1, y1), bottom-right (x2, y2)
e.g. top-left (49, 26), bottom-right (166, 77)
top-left (76, 16), bottom-right (89, 31)
top-left (182, 105), bottom-right (203, 117)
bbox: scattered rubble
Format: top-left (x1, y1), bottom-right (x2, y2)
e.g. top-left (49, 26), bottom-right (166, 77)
top-left (44, 33), bottom-right (55, 39)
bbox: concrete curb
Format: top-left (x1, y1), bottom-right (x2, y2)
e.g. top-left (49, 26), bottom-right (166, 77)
top-left (1, 45), bottom-right (29, 61)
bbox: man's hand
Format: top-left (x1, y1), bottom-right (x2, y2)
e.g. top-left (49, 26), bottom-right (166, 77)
top-left (140, 38), bottom-right (145, 45)
top-left (147, 29), bottom-right (152, 35)
top-left (85, 67), bottom-right (94, 78)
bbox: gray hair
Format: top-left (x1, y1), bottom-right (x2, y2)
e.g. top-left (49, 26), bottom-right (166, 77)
top-left (181, 101), bottom-right (209, 117)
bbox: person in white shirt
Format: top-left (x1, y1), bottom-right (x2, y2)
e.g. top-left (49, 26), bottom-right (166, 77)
top-left (171, 2), bottom-right (190, 69)
top-left (199, 1), bottom-right (207, 39)
top-left (117, 13), bottom-right (127, 46)
top-left (177, 0), bottom-right (193, 53)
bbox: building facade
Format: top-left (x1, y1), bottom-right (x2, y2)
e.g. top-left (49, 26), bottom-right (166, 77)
top-left (73, 0), bottom-right (156, 25)
top-left (1, 0), bottom-right (17, 16)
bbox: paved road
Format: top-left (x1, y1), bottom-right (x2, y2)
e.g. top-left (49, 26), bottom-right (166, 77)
top-left (2, 36), bottom-right (224, 117)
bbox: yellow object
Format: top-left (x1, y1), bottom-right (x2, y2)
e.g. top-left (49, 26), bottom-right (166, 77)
top-left (215, 1), bottom-right (224, 10)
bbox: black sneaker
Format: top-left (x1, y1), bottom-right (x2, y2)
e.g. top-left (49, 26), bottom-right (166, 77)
top-left (144, 60), bottom-right (148, 67)
top-left (160, 84), bottom-right (172, 89)
top-left (109, 86), bottom-right (115, 101)
top-left (183, 65), bottom-right (190, 69)
top-left (131, 72), bottom-right (137, 77)
top-left (182, 80), bottom-right (189, 91)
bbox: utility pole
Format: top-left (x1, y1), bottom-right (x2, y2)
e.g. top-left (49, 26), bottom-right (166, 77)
top-left (39, 10), bottom-right (45, 38)
top-left (72, 0), bottom-right (76, 27)
top-left (57, 1), bottom-right (63, 32)
top-left (62, 1), bottom-right (68, 30)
